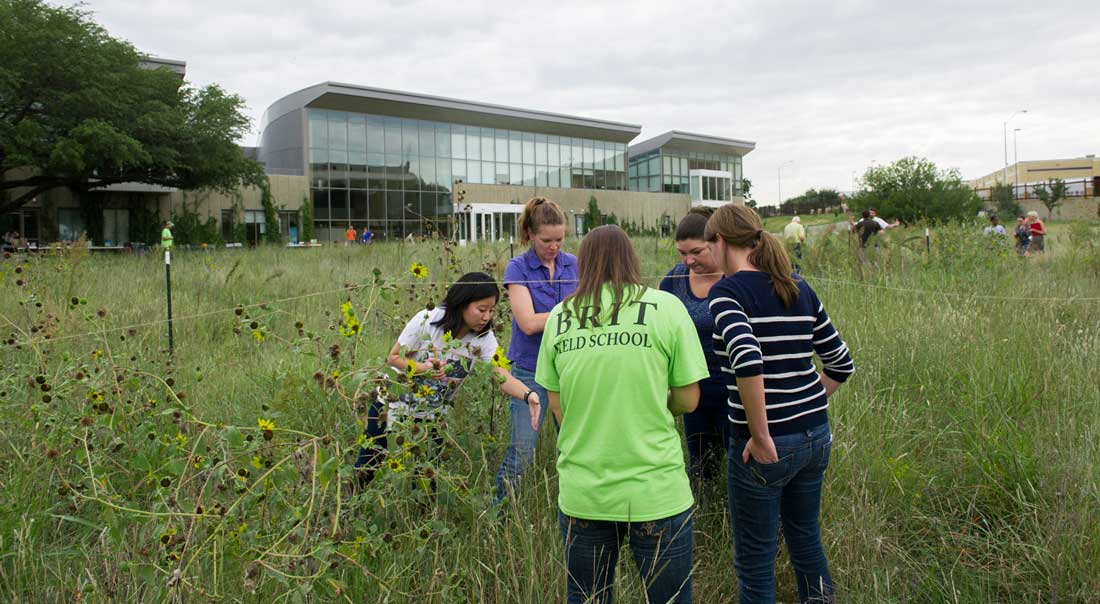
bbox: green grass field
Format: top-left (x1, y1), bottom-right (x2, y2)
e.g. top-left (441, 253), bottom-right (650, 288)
top-left (1, 221), bottom-right (1099, 603)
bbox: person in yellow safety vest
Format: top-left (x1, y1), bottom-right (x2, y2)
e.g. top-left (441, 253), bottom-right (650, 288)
top-left (783, 216), bottom-right (806, 259)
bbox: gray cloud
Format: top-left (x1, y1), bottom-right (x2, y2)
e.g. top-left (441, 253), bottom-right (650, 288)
top-left (84, 0), bottom-right (1100, 205)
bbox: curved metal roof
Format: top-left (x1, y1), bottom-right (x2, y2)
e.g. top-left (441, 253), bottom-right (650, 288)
top-left (260, 82), bottom-right (641, 143)
top-left (628, 130), bottom-right (756, 158)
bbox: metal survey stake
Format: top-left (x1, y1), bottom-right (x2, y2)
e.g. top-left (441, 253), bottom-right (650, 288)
top-left (925, 227), bottom-right (931, 255)
top-left (165, 250), bottom-right (174, 355)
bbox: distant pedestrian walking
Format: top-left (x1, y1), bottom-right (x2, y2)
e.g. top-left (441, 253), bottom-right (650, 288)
top-left (361, 227), bottom-right (373, 245)
top-left (345, 225), bottom-right (357, 247)
top-left (983, 215), bottom-right (1006, 236)
top-left (783, 215), bottom-right (807, 259)
top-left (161, 221), bottom-right (174, 249)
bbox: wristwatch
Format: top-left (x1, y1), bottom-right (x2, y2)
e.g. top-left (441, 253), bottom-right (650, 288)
top-left (523, 390), bottom-right (536, 404)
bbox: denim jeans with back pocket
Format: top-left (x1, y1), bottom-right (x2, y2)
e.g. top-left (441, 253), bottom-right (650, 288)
top-left (728, 422), bottom-right (834, 603)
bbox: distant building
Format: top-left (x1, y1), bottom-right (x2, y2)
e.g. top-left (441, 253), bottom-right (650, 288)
top-left (970, 156), bottom-right (1100, 220)
top-left (4, 74), bottom-right (757, 246)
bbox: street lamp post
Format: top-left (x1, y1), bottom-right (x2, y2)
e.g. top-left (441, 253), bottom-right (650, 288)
top-left (777, 160), bottom-right (794, 206)
top-left (1013, 128), bottom-right (1021, 195)
top-left (1003, 109), bottom-right (1027, 185)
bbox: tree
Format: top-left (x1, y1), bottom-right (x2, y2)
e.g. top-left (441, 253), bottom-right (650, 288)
top-left (741, 178), bottom-right (756, 208)
top-left (848, 156), bottom-right (981, 223)
top-left (779, 188), bottom-right (842, 216)
top-left (585, 196), bottom-right (602, 230)
top-left (1032, 178), bottom-right (1067, 220)
top-left (0, 0), bottom-right (265, 215)
top-left (990, 182), bottom-right (1020, 219)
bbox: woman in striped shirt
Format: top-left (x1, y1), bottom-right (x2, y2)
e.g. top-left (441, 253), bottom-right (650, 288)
top-left (705, 204), bottom-right (854, 604)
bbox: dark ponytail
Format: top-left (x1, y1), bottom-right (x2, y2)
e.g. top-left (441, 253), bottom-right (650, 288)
top-left (705, 204), bottom-right (799, 308)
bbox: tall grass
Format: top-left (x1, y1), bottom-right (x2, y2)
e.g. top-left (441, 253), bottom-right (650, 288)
top-left (1, 222), bottom-right (1098, 603)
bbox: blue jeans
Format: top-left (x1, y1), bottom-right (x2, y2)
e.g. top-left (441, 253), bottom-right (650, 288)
top-left (728, 422), bottom-right (834, 604)
top-left (683, 379), bottom-right (730, 485)
top-left (493, 366), bottom-right (549, 506)
top-left (559, 508), bottom-right (694, 604)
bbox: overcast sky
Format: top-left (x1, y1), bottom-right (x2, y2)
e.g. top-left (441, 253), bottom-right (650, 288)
top-left (86, 0), bottom-right (1100, 206)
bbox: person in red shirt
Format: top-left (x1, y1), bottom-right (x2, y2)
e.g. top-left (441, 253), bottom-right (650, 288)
top-left (1026, 211), bottom-right (1046, 255)
top-left (345, 225), bottom-right (357, 247)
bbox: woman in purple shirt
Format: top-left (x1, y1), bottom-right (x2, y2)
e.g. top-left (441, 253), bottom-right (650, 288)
top-left (494, 197), bottom-right (578, 508)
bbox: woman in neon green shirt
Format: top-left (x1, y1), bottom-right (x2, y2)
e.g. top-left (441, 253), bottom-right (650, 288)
top-left (536, 225), bottom-right (709, 604)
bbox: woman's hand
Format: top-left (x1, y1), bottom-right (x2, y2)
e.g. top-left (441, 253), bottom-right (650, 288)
top-left (416, 358), bottom-right (446, 379)
top-left (527, 392), bottom-right (541, 431)
top-left (742, 435), bottom-right (778, 465)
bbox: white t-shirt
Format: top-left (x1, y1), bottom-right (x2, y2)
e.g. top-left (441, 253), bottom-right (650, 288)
top-left (396, 307), bottom-right (497, 365)
top-left (387, 307), bottom-right (498, 423)
top-left (872, 216), bottom-right (889, 229)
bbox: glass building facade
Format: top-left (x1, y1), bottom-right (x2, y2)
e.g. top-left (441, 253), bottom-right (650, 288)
top-left (628, 149), bottom-right (744, 198)
top-left (307, 108), bottom-right (628, 239)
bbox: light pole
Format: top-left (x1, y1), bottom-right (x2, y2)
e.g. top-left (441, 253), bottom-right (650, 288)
top-left (1013, 128), bottom-right (1021, 194)
top-left (777, 160), bottom-right (794, 206)
top-left (1003, 109), bottom-right (1027, 185)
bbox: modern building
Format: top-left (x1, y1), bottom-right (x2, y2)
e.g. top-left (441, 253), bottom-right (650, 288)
top-left (260, 82), bottom-right (755, 242)
top-left (4, 75), bottom-right (755, 246)
top-left (628, 131), bottom-right (753, 207)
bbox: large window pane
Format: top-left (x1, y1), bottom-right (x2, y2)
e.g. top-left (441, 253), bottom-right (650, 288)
top-left (582, 140), bottom-right (594, 169)
top-left (572, 140), bottom-right (582, 170)
top-left (549, 168), bottom-right (560, 188)
top-left (367, 154), bottom-right (385, 188)
top-left (401, 119), bottom-right (419, 157)
top-left (510, 164), bottom-right (522, 186)
top-left (495, 131), bottom-right (509, 163)
top-left (522, 133), bottom-right (535, 164)
top-left (495, 163), bottom-right (509, 185)
top-left (663, 156), bottom-right (672, 178)
top-left (614, 144), bottom-right (625, 172)
top-left (466, 126), bottom-right (480, 160)
top-left (419, 122), bottom-right (435, 157)
top-left (387, 190), bottom-right (404, 220)
top-left (536, 166), bottom-right (547, 187)
top-left (348, 115), bottom-right (366, 153)
top-left (509, 132), bottom-right (522, 165)
top-left (330, 189), bottom-right (349, 220)
top-left (309, 109), bottom-right (328, 148)
top-left (419, 158), bottom-right (435, 190)
top-left (535, 134), bottom-right (547, 165)
top-left (435, 158), bottom-right (451, 191)
top-left (435, 124), bottom-right (450, 157)
top-left (451, 160), bottom-right (466, 184)
top-left (406, 157), bottom-right (420, 190)
top-left (328, 114), bottom-right (347, 151)
top-left (481, 129), bottom-right (494, 162)
top-left (349, 160), bottom-right (367, 189)
top-left (451, 126), bottom-right (466, 160)
top-left (648, 156), bottom-right (660, 178)
top-left (481, 161), bottom-right (494, 185)
top-left (367, 116), bottom-right (384, 154)
top-left (311, 189), bottom-right (329, 219)
top-left (368, 190), bottom-right (385, 223)
top-left (523, 165), bottom-right (535, 186)
top-left (649, 175), bottom-right (660, 191)
top-left (384, 118), bottom-right (401, 155)
top-left (547, 140), bottom-right (559, 167)
top-left (350, 190), bottom-right (368, 219)
top-left (559, 137), bottom-right (571, 168)
top-left (594, 141), bottom-right (605, 171)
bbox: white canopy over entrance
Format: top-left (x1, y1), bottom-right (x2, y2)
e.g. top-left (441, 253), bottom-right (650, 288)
top-left (455, 203), bottom-right (524, 244)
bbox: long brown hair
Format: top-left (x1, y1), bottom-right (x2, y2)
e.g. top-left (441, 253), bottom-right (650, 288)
top-left (518, 197), bottom-right (565, 245)
top-left (705, 204), bottom-right (799, 308)
top-left (567, 225), bottom-right (643, 315)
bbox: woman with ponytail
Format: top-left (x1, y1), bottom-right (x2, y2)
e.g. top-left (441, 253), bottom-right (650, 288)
top-left (705, 204), bottom-right (854, 603)
top-left (493, 197), bottom-right (578, 508)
